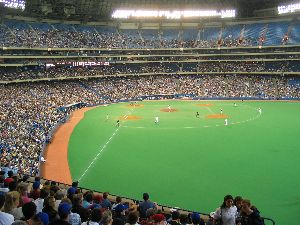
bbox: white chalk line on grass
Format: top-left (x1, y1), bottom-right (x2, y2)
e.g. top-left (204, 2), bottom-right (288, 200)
top-left (77, 109), bottom-right (134, 182)
top-left (121, 111), bottom-right (261, 130)
top-left (77, 127), bottom-right (120, 182)
top-left (205, 106), bottom-right (215, 114)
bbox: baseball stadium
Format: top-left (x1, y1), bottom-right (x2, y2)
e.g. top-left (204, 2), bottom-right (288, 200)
top-left (1, 1), bottom-right (300, 225)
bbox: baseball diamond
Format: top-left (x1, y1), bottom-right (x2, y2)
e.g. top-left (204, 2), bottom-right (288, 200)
top-left (42, 100), bottom-right (300, 225)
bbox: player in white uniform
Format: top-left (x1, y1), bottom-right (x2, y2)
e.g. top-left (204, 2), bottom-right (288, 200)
top-left (155, 116), bottom-right (159, 124)
top-left (258, 107), bottom-right (262, 115)
top-left (168, 105), bottom-right (171, 111)
top-left (224, 119), bottom-right (228, 126)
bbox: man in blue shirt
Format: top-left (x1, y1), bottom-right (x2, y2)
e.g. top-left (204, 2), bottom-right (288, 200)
top-left (139, 193), bottom-right (155, 219)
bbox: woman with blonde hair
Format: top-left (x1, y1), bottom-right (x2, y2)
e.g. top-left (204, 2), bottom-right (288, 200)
top-left (4, 191), bottom-right (24, 220)
top-left (17, 182), bottom-right (33, 205)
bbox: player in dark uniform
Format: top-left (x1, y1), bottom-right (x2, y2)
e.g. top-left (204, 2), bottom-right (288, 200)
top-left (116, 120), bottom-right (120, 127)
top-left (196, 112), bottom-right (200, 118)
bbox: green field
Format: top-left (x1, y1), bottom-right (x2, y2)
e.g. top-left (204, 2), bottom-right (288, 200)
top-left (68, 100), bottom-right (300, 225)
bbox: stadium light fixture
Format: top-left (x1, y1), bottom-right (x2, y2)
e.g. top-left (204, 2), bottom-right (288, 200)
top-left (0, 0), bottom-right (25, 10)
top-left (278, 2), bottom-right (300, 14)
top-left (112, 9), bottom-right (236, 19)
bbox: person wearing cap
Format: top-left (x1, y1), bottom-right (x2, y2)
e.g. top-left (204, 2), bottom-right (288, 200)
top-left (37, 212), bottom-right (50, 225)
top-left (151, 214), bottom-right (166, 225)
top-left (112, 204), bottom-right (126, 225)
top-left (138, 193), bottom-right (155, 219)
top-left (190, 212), bottom-right (205, 225)
top-left (60, 197), bottom-right (81, 225)
top-left (29, 181), bottom-right (41, 200)
top-left (213, 195), bottom-right (237, 225)
top-left (49, 203), bottom-right (72, 225)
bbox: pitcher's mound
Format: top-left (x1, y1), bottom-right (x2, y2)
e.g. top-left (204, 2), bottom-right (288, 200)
top-left (197, 104), bottom-right (214, 107)
top-left (160, 108), bottom-right (178, 112)
top-left (119, 115), bottom-right (141, 120)
top-left (206, 114), bottom-right (228, 119)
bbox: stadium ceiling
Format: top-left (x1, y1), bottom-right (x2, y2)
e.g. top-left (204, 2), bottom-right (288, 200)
top-left (12, 0), bottom-right (290, 20)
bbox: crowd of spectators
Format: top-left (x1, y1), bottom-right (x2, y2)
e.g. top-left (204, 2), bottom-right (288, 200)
top-left (0, 173), bottom-right (265, 225)
top-left (1, 61), bottom-right (300, 81)
top-left (1, 74), bottom-right (300, 177)
top-left (0, 81), bottom-right (102, 176)
top-left (0, 25), bottom-right (260, 49)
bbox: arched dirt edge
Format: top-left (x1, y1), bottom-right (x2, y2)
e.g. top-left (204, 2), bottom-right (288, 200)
top-left (40, 107), bottom-right (96, 184)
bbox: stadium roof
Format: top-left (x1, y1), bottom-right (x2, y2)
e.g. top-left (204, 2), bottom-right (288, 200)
top-left (0, 0), bottom-right (292, 21)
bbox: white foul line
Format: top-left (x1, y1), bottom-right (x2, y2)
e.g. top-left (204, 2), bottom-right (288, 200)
top-left (77, 127), bottom-right (119, 182)
top-left (78, 109), bottom-right (134, 182)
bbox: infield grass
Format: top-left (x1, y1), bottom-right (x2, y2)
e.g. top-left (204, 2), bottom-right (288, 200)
top-left (68, 100), bottom-right (300, 225)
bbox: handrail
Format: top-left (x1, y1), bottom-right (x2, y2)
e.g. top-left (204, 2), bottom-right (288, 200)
top-left (262, 217), bottom-right (276, 225)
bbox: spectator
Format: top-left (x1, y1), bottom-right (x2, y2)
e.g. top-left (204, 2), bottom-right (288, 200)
top-left (101, 192), bottom-right (112, 209)
top-left (0, 194), bottom-right (14, 225)
top-left (37, 212), bottom-right (50, 225)
top-left (4, 191), bottom-right (24, 220)
top-left (22, 201), bottom-right (38, 224)
top-left (101, 211), bottom-right (113, 225)
top-left (34, 189), bottom-right (49, 214)
top-left (60, 197), bottom-right (81, 225)
top-left (54, 190), bottom-right (65, 211)
top-left (139, 193), bottom-right (155, 219)
top-left (112, 196), bottom-right (122, 210)
top-left (112, 204), bottom-right (126, 225)
top-left (212, 195), bottom-right (237, 225)
top-left (82, 192), bottom-right (93, 209)
top-left (168, 210), bottom-right (181, 225)
top-left (49, 203), bottom-right (72, 225)
top-left (81, 208), bottom-right (102, 225)
top-left (190, 212), bottom-right (205, 225)
top-left (29, 181), bottom-right (41, 200)
top-left (43, 196), bottom-right (59, 223)
top-left (71, 194), bottom-right (89, 222)
top-left (236, 199), bottom-right (264, 225)
top-left (17, 182), bottom-right (33, 205)
top-left (151, 214), bottom-right (166, 225)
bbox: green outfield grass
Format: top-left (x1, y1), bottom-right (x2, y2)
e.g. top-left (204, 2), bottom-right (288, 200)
top-left (68, 100), bottom-right (300, 225)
